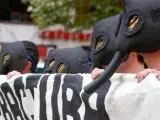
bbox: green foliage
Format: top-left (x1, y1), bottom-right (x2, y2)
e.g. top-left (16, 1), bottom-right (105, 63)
top-left (28, 0), bottom-right (123, 30)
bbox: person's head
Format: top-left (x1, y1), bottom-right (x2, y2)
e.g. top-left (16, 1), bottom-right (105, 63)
top-left (44, 47), bottom-right (91, 74)
top-left (0, 41), bottom-right (28, 74)
top-left (90, 10), bottom-right (148, 74)
top-left (21, 41), bottom-right (39, 73)
top-left (90, 14), bottom-right (121, 70)
top-left (85, 0), bottom-right (160, 94)
top-left (107, 0), bottom-right (160, 74)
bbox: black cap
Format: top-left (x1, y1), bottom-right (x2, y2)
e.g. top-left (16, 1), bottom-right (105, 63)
top-left (44, 47), bottom-right (91, 74)
top-left (0, 41), bottom-right (28, 74)
top-left (21, 41), bottom-right (39, 72)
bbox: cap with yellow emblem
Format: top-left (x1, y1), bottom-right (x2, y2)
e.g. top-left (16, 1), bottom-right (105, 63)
top-left (44, 47), bottom-right (91, 74)
top-left (0, 41), bottom-right (28, 74)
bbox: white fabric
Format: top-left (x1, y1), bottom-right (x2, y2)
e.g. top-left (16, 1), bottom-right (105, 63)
top-left (0, 73), bottom-right (160, 120)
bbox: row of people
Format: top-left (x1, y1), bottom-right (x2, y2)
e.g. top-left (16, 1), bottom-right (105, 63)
top-left (2, 0), bottom-right (160, 85)
top-left (0, 41), bottom-right (92, 78)
top-left (0, 36), bottom-right (153, 84)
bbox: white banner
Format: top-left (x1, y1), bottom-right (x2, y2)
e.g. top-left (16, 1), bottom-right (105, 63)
top-left (0, 73), bottom-right (160, 120)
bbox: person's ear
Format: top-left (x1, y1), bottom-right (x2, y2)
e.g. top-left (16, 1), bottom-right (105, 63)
top-left (129, 52), bottom-right (137, 58)
top-left (25, 61), bottom-right (32, 71)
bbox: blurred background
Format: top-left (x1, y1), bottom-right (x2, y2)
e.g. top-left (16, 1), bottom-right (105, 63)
top-left (0, 0), bottom-right (122, 71)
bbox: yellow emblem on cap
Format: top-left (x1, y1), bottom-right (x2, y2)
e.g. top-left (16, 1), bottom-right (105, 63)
top-left (96, 36), bottom-right (104, 50)
top-left (3, 54), bottom-right (10, 65)
top-left (128, 15), bottom-right (139, 32)
top-left (57, 63), bottom-right (65, 73)
top-left (48, 59), bottom-right (55, 68)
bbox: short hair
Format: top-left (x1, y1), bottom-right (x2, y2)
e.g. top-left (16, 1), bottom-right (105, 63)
top-left (137, 54), bottom-right (145, 64)
top-left (21, 41), bottom-right (39, 72)
top-left (137, 54), bottom-right (148, 68)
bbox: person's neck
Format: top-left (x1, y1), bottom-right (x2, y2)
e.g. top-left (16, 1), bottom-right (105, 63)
top-left (123, 58), bottom-right (144, 73)
top-left (117, 54), bottom-right (145, 74)
top-left (22, 69), bottom-right (32, 74)
top-left (145, 56), bottom-right (160, 70)
top-left (142, 50), bottom-right (160, 70)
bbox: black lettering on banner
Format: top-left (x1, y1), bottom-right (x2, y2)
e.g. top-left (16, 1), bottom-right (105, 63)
top-left (51, 74), bottom-right (62, 120)
top-left (82, 92), bottom-right (97, 120)
top-left (82, 80), bottom-right (111, 120)
top-left (26, 75), bottom-right (41, 99)
top-left (31, 115), bottom-right (34, 119)
top-left (0, 91), bottom-right (13, 120)
top-left (0, 105), bottom-right (1, 117)
top-left (96, 81), bottom-right (111, 120)
top-left (25, 75), bottom-right (41, 120)
top-left (62, 75), bottom-right (83, 120)
top-left (1, 82), bottom-right (24, 120)
top-left (14, 77), bottom-right (30, 120)
top-left (39, 75), bottom-right (50, 120)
